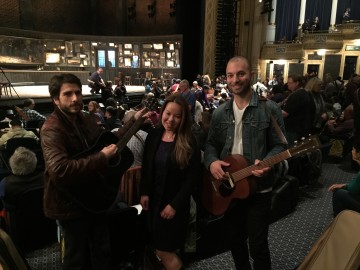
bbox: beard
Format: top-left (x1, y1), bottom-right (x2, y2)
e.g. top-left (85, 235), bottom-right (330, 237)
top-left (58, 102), bottom-right (83, 116)
top-left (228, 79), bottom-right (251, 96)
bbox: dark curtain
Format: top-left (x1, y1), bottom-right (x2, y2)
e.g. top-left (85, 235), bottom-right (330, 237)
top-left (336, 0), bottom-right (360, 24)
top-left (275, 0), bottom-right (301, 41)
top-left (304, 0), bottom-right (332, 31)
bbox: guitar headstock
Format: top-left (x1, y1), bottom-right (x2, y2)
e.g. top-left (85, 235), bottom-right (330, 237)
top-left (143, 96), bottom-right (159, 111)
top-left (289, 135), bottom-right (322, 157)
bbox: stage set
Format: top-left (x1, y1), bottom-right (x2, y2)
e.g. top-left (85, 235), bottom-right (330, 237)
top-left (0, 83), bottom-right (146, 108)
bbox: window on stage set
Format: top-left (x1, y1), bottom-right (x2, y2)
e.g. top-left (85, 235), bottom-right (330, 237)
top-left (107, 50), bottom-right (116, 67)
top-left (97, 50), bottom-right (106, 67)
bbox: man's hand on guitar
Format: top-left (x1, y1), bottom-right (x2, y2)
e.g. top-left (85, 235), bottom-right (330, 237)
top-left (100, 144), bottom-right (118, 160)
top-left (134, 108), bottom-right (151, 120)
top-left (160, 204), bottom-right (176, 220)
top-left (140, 195), bottom-right (149, 211)
top-left (210, 160), bottom-right (230, 180)
top-left (251, 159), bottom-right (271, 177)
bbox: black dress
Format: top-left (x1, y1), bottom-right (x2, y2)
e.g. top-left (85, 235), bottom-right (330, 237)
top-left (140, 128), bottom-right (201, 252)
top-left (151, 141), bottom-right (188, 251)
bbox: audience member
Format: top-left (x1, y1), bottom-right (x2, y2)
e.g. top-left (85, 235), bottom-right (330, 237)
top-left (122, 111), bottom-right (148, 167)
top-left (16, 98), bottom-right (46, 124)
top-left (105, 106), bottom-right (122, 131)
top-left (0, 119), bottom-right (38, 150)
top-left (0, 147), bottom-right (43, 207)
top-left (204, 56), bottom-right (287, 270)
top-left (324, 74), bottom-right (344, 105)
top-left (305, 77), bottom-right (328, 134)
top-left (329, 139), bottom-right (360, 216)
top-left (325, 104), bottom-right (354, 137)
top-left (282, 74), bottom-right (312, 146)
top-left (140, 94), bottom-right (201, 270)
top-left (113, 80), bottom-right (127, 104)
top-left (87, 100), bottom-right (105, 126)
top-left (101, 81), bottom-right (114, 103)
top-left (178, 79), bottom-right (196, 120)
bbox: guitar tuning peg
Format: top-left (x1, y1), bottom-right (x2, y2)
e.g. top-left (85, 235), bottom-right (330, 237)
top-left (294, 140), bottom-right (298, 145)
top-left (301, 137), bottom-right (305, 141)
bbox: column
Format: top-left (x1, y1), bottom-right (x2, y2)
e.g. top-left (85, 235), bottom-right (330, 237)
top-left (329, 0), bottom-right (338, 32)
top-left (298, 0), bottom-right (307, 39)
top-left (265, 0), bottom-right (277, 42)
top-left (299, 0), bottom-right (307, 26)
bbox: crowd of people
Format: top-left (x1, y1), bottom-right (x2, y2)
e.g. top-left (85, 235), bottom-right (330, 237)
top-left (1, 57), bottom-right (360, 270)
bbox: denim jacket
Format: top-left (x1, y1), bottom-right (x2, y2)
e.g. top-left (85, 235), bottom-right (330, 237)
top-left (204, 92), bottom-right (287, 191)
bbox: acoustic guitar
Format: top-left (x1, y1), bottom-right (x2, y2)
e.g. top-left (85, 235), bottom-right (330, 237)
top-left (66, 97), bottom-right (158, 213)
top-left (201, 135), bottom-right (322, 216)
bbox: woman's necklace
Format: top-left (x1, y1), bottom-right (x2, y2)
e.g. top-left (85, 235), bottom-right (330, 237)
top-left (165, 133), bottom-right (175, 139)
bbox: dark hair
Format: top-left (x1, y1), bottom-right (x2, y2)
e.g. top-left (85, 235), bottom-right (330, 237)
top-left (106, 106), bottom-right (118, 117)
top-left (288, 74), bottom-right (305, 87)
top-left (10, 118), bottom-right (22, 127)
top-left (23, 98), bottom-right (34, 107)
top-left (203, 85), bottom-right (210, 90)
top-left (105, 97), bottom-right (117, 108)
top-left (49, 74), bottom-right (82, 99)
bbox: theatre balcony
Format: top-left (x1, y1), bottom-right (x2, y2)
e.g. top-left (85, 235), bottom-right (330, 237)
top-left (261, 42), bottom-right (304, 60)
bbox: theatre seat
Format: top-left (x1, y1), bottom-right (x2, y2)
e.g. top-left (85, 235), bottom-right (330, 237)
top-left (3, 186), bottom-right (57, 253)
top-left (0, 137), bottom-right (43, 171)
top-left (119, 166), bottom-right (142, 206)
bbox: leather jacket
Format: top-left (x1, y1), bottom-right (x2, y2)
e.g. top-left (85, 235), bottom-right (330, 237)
top-left (204, 92), bottom-right (287, 191)
top-left (41, 107), bottom-right (136, 220)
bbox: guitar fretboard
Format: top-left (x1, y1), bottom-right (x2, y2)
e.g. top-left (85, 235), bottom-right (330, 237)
top-left (232, 150), bottom-right (292, 182)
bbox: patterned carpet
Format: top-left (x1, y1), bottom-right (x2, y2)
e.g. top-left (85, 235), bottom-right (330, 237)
top-left (25, 156), bottom-right (357, 270)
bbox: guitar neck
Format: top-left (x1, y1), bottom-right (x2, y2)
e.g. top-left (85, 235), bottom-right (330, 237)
top-left (117, 108), bottom-right (149, 151)
top-left (232, 150), bottom-right (292, 182)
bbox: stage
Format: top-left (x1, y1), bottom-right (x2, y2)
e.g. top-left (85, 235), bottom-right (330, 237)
top-left (0, 84), bottom-right (146, 107)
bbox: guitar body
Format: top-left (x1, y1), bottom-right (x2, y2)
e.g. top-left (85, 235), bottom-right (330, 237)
top-left (201, 154), bottom-right (257, 216)
top-left (201, 135), bottom-right (322, 216)
top-left (69, 131), bottom-right (134, 213)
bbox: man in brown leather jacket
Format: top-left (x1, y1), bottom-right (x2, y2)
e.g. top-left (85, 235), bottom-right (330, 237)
top-left (41, 73), bottom-right (143, 270)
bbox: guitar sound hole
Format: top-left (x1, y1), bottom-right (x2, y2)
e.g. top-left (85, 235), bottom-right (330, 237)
top-left (218, 180), bottom-right (235, 197)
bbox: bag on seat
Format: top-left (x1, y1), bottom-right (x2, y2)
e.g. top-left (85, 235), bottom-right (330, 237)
top-left (297, 210), bottom-right (360, 270)
top-left (0, 228), bottom-right (30, 270)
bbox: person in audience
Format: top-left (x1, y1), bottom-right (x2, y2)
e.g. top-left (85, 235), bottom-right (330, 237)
top-left (113, 80), bottom-right (127, 104)
top-left (123, 111), bottom-right (148, 167)
top-left (204, 56), bottom-right (287, 270)
top-left (328, 139), bottom-right (360, 216)
top-left (0, 118), bottom-right (38, 150)
top-left (140, 94), bottom-right (201, 270)
top-left (101, 81), bottom-right (114, 103)
top-left (87, 100), bottom-right (105, 127)
top-left (105, 106), bottom-right (122, 131)
top-left (178, 79), bottom-right (196, 120)
top-left (40, 73), bottom-right (146, 270)
top-left (282, 74), bottom-right (312, 146)
top-left (305, 77), bottom-right (328, 134)
top-left (325, 104), bottom-right (354, 137)
top-left (0, 147), bottom-right (43, 207)
top-left (16, 98), bottom-right (46, 124)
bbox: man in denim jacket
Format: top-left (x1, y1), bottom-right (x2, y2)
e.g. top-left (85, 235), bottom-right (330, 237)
top-left (204, 56), bottom-right (287, 270)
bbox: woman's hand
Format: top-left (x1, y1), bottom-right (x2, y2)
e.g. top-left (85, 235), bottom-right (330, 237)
top-left (328, 183), bottom-right (346, 192)
top-left (140, 195), bottom-right (149, 211)
top-left (160, 204), bottom-right (176, 220)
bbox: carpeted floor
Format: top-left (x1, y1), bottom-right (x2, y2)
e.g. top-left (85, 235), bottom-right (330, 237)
top-left (25, 156), bottom-right (357, 270)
